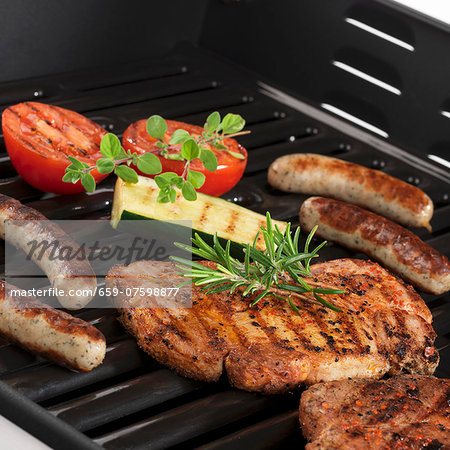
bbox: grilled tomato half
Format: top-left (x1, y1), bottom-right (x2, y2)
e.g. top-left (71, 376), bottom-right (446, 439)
top-left (122, 119), bottom-right (247, 197)
top-left (2, 102), bottom-right (108, 194)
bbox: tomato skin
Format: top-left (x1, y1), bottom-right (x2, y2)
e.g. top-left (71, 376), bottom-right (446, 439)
top-left (2, 102), bottom-right (108, 194)
top-left (122, 120), bottom-right (247, 197)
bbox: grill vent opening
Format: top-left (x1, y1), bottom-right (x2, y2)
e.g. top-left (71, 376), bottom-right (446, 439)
top-left (332, 47), bottom-right (403, 96)
top-left (345, 2), bottom-right (415, 52)
top-left (321, 103), bottom-right (389, 138)
top-left (332, 60), bottom-right (401, 95)
top-left (344, 17), bottom-right (414, 51)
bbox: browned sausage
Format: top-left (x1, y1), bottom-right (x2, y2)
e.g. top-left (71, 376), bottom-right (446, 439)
top-left (299, 197), bottom-right (450, 295)
top-left (268, 153), bottom-right (434, 231)
top-left (0, 194), bottom-right (97, 309)
top-left (0, 281), bottom-right (105, 371)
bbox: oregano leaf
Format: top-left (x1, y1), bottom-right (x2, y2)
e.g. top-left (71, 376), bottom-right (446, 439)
top-left (67, 156), bottom-right (85, 170)
top-left (165, 153), bottom-right (185, 161)
top-left (169, 129), bottom-right (191, 145)
top-left (180, 139), bottom-right (200, 161)
top-left (221, 113), bottom-right (245, 134)
top-left (146, 115), bottom-right (167, 140)
top-left (155, 171), bottom-right (178, 188)
top-left (181, 181), bottom-right (197, 201)
top-left (115, 165), bottom-right (138, 183)
top-left (199, 148), bottom-right (218, 171)
top-left (157, 190), bottom-right (171, 203)
top-left (173, 176), bottom-right (184, 189)
top-left (169, 188), bottom-right (177, 203)
top-left (62, 171), bottom-right (79, 183)
top-left (214, 143), bottom-right (227, 150)
top-left (204, 111), bottom-right (220, 135)
top-left (114, 146), bottom-right (128, 160)
top-left (100, 133), bottom-right (121, 159)
top-left (96, 158), bottom-right (115, 174)
top-left (81, 172), bottom-right (96, 192)
top-left (187, 169), bottom-right (206, 189)
top-left (228, 150), bottom-right (246, 160)
top-left (137, 153), bottom-right (162, 175)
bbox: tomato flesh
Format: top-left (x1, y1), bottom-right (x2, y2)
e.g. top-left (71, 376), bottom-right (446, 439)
top-left (122, 119), bottom-right (247, 197)
top-left (2, 102), bottom-right (108, 194)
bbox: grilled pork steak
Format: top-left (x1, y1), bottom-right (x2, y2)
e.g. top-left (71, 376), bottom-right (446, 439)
top-left (299, 375), bottom-right (450, 449)
top-left (106, 258), bottom-right (438, 394)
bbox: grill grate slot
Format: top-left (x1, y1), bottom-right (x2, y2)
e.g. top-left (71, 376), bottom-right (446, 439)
top-left (238, 118), bottom-right (315, 150)
top-left (101, 86), bottom-right (253, 125)
top-left (177, 100), bottom-right (284, 128)
top-left (54, 74), bottom-right (219, 113)
top-left (73, 65), bottom-right (189, 93)
top-left (197, 410), bottom-right (300, 450)
top-left (93, 391), bottom-right (276, 450)
top-left (245, 137), bottom-right (348, 175)
top-left (2, 339), bottom-right (149, 402)
top-left (48, 369), bottom-right (203, 433)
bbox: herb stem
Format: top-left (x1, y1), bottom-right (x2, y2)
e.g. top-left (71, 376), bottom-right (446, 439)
top-left (202, 130), bottom-right (251, 143)
top-left (81, 156), bottom-right (133, 174)
top-left (181, 160), bottom-right (190, 180)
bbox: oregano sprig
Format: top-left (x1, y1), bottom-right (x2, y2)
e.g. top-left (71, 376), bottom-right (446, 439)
top-left (171, 213), bottom-right (346, 314)
top-left (63, 112), bottom-right (249, 202)
top-left (63, 133), bottom-right (162, 192)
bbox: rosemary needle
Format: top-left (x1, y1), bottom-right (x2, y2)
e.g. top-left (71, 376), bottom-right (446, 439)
top-left (171, 212), bottom-right (345, 314)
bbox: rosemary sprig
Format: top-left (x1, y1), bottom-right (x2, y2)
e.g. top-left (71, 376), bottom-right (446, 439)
top-left (171, 213), bottom-right (345, 314)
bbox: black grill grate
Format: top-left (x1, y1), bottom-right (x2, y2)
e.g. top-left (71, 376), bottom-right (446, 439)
top-left (0, 46), bottom-right (449, 450)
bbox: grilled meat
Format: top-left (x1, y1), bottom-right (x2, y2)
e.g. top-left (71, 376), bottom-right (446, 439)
top-left (300, 196), bottom-right (450, 295)
top-left (0, 193), bottom-right (97, 309)
top-left (0, 281), bottom-right (106, 371)
top-left (106, 258), bottom-right (438, 394)
top-left (299, 375), bottom-right (450, 449)
top-left (268, 153), bottom-right (433, 230)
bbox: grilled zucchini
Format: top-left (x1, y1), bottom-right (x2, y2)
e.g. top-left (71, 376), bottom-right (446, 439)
top-left (111, 176), bottom-right (287, 250)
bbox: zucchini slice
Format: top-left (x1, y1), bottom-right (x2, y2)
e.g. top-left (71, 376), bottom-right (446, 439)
top-left (111, 176), bottom-right (287, 250)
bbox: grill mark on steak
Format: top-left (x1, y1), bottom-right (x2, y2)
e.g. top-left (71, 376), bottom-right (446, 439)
top-left (107, 258), bottom-right (438, 394)
top-left (256, 306), bottom-right (300, 352)
top-left (265, 301), bottom-right (324, 353)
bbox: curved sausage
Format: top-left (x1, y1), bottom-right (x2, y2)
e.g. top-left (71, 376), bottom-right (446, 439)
top-left (0, 281), bottom-right (106, 371)
top-left (299, 197), bottom-right (450, 295)
top-left (0, 194), bottom-right (97, 309)
top-left (268, 153), bottom-right (433, 231)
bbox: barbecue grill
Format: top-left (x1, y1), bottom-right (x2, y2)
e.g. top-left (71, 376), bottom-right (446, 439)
top-left (0, 1), bottom-right (449, 449)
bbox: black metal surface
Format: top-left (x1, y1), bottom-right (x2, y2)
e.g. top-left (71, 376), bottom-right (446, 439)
top-left (0, 0), bottom-right (208, 83)
top-left (0, 39), bottom-right (449, 450)
top-left (200, 0), bottom-right (450, 163)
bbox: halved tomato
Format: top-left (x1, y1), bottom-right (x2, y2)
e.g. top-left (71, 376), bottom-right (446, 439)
top-left (2, 102), bottom-right (108, 194)
top-left (122, 119), bottom-right (247, 197)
